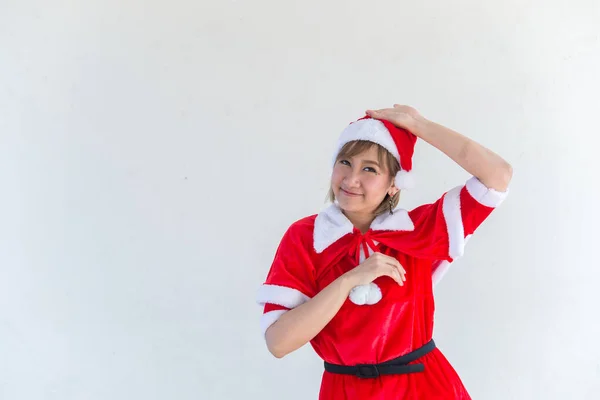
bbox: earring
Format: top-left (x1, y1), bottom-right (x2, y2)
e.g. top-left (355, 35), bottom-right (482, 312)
top-left (388, 196), bottom-right (394, 215)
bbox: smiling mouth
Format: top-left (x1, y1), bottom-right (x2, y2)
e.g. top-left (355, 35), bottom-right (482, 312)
top-left (340, 188), bottom-right (362, 196)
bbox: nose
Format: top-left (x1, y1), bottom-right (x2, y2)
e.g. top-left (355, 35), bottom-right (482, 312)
top-left (343, 167), bottom-right (361, 188)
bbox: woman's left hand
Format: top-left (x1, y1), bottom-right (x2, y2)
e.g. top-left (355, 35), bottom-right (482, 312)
top-left (365, 105), bottom-right (426, 136)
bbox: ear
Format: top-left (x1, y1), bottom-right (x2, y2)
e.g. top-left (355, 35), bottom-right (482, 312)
top-left (388, 183), bottom-right (400, 197)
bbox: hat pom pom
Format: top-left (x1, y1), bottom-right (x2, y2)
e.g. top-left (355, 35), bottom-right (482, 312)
top-left (349, 283), bottom-right (382, 305)
top-left (395, 170), bottom-right (415, 189)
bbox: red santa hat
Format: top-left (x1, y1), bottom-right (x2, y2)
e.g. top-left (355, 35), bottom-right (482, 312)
top-left (333, 115), bottom-right (418, 189)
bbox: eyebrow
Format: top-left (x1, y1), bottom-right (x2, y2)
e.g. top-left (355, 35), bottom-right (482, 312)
top-left (362, 159), bottom-right (380, 167)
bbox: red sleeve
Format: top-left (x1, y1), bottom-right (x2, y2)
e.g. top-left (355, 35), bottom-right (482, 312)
top-left (256, 221), bottom-right (317, 336)
top-left (407, 176), bottom-right (509, 282)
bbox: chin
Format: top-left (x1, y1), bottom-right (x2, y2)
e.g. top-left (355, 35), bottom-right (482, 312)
top-left (337, 198), bottom-right (365, 212)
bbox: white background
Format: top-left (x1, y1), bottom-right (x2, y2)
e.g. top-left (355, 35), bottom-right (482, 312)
top-left (1, 0), bottom-right (599, 399)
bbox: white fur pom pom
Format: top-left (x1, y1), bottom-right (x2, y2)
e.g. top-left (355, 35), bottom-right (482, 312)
top-left (394, 170), bottom-right (415, 189)
top-left (349, 283), bottom-right (382, 305)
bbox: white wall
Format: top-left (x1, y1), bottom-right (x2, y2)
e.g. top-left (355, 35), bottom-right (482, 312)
top-left (1, 0), bottom-right (599, 399)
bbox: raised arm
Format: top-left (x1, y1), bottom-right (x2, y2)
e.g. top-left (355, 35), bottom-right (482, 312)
top-left (366, 105), bottom-right (513, 192)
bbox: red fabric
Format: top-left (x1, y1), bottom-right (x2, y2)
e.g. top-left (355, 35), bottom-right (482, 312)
top-left (259, 180), bottom-right (502, 399)
top-left (460, 186), bottom-right (494, 236)
top-left (357, 115), bottom-right (418, 172)
top-left (264, 303), bottom-right (289, 313)
top-left (262, 220), bottom-right (317, 300)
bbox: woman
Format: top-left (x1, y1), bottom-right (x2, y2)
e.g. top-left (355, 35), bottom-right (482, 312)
top-left (257, 104), bottom-right (512, 399)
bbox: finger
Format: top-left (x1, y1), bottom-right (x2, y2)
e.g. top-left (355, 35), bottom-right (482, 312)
top-left (387, 266), bottom-right (403, 286)
top-left (387, 259), bottom-right (407, 282)
top-left (396, 260), bottom-right (406, 276)
top-left (393, 267), bottom-right (404, 286)
top-left (366, 109), bottom-right (391, 117)
top-left (381, 254), bottom-right (406, 275)
top-left (393, 104), bottom-right (403, 108)
top-left (396, 265), bottom-right (406, 282)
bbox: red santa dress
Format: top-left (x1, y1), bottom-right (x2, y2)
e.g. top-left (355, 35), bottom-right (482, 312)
top-left (257, 176), bottom-right (508, 400)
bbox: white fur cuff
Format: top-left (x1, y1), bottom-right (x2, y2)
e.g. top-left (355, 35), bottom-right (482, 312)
top-left (465, 176), bottom-right (509, 208)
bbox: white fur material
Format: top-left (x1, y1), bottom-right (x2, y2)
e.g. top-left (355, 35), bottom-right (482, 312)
top-left (314, 205), bottom-right (414, 306)
top-left (256, 284), bottom-right (310, 309)
top-left (431, 234), bottom-right (472, 286)
top-left (349, 282), bottom-right (382, 305)
top-left (260, 309), bottom-right (287, 336)
top-left (431, 260), bottom-right (451, 286)
top-left (442, 186), bottom-right (465, 260)
top-left (394, 169), bottom-right (415, 190)
top-left (465, 176), bottom-right (509, 208)
top-left (332, 118), bottom-right (415, 189)
top-left (333, 119), bottom-right (401, 166)
top-left (313, 203), bottom-right (355, 253)
top-left (314, 204), bottom-right (414, 253)
top-left (370, 208), bottom-right (414, 232)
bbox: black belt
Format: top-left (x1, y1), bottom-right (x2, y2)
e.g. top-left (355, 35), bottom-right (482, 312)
top-left (323, 339), bottom-right (436, 379)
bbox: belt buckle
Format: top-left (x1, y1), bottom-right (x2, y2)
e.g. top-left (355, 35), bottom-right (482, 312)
top-left (355, 364), bottom-right (380, 379)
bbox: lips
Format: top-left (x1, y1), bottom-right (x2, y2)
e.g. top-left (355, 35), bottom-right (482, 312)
top-left (340, 188), bottom-right (362, 197)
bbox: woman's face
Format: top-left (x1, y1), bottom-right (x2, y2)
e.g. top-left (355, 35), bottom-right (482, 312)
top-left (331, 146), bottom-right (396, 215)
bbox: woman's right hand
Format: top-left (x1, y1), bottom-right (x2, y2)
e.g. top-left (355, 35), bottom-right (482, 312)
top-left (345, 252), bottom-right (407, 287)
top-left (265, 253), bottom-right (405, 358)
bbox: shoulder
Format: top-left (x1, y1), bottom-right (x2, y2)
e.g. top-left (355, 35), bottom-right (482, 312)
top-left (289, 214), bottom-right (318, 230)
top-left (408, 200), bottom-right (441, 220)
top-left (287, 214), bottom-right (317, 235)
top-left (278, 214), bottom-right (318, 249)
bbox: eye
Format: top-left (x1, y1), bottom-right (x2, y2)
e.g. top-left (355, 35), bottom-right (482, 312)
top-left (339, 159), bottom-right (351, 166)
top-left (364, 167), bottom-right (378, 173)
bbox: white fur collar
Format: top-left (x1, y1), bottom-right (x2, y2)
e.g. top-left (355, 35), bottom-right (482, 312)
top-left (313, 203), bottom-right (414, 253)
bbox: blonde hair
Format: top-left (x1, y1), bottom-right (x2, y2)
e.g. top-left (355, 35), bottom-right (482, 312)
top-left (328, 140), bottom-right (401, 216)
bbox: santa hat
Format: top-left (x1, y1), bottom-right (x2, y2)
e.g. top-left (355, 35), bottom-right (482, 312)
top-left (332, 115), bottom-right (418, 189)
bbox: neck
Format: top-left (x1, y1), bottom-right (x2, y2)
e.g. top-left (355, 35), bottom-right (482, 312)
top-left (342, 209), bottom-right (377, 234)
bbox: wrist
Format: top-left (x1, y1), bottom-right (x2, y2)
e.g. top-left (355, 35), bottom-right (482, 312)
top-left (338, 272), bottom-right (358, 294)
top-left (409, 116), bottom-right (432, 139)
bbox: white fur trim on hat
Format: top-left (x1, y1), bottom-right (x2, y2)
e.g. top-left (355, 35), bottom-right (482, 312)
top-left (333, 119), bottom-right (401, 166)
top-left (349, 283), bottom-right (382, 305)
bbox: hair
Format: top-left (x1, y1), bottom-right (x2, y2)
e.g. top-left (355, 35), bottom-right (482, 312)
top-left (328, 140), bottom-right (401, 216)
